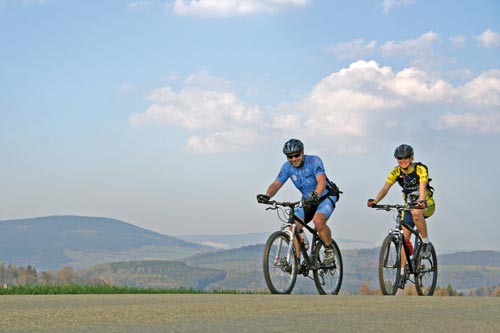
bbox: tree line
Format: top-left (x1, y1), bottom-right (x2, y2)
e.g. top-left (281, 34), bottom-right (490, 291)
top-left (2, 261), bottom-right (499, 296)
top-left (0, 262), bottom-right (105, 288)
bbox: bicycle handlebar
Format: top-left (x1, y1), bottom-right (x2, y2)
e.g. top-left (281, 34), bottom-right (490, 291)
top-left (259, 199), bottom-right (301, 209)
top-left (370, 204), bottom-right (421, 211)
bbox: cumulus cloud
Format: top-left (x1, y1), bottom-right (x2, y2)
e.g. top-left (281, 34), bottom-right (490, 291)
top-left (460, 69), bottom-right (500, 107)
top-left (132, 63), bottom-right (500, 154)
top-left (274, 60), bottom-right (500, 145)
top-left (173, 0), bottom-right (309, 17)
top-left (130, 72), bottom-right (264, 153)
top-left (477, 29), bottom-right (500, 48)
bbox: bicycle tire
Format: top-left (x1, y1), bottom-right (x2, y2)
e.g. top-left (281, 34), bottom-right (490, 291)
top-left (378, 235), bottom-right (402, 295)
top-left (313, 238), bottom-right (343, 295)
top-left (262, 230), bottom-right (298, 294)
top-left (415, 243), bottom-right (438, 296)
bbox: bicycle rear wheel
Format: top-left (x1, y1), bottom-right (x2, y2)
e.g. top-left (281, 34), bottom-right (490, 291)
top-left (313, 239), bottom-right (343, 295)
top-left (263, 230), bottom-right (298, 294)
top-left (378, 235), bottom-right (402, 295)
top-left (415, 243), bottom-right (438, 296)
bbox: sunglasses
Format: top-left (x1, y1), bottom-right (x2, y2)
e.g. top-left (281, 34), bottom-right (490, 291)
top-left (287, 153), bottom-right (301, 159)
top-left (397, 156), bottom-right (411, 160)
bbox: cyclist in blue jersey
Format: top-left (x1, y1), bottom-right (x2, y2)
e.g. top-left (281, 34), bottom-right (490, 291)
top-left (257, 139), bottom-right (339, 266)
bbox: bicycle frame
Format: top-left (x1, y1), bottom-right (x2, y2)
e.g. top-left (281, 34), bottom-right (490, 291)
top-left (388, 208), bottom-right (422, 277)
top-left (270, 200), bottom-right (328, 272)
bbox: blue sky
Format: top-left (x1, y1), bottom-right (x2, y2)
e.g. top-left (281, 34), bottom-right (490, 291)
top-left (1, 0), bottom-right (499, 252)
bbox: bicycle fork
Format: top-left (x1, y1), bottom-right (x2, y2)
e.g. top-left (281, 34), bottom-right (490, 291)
top-left (274, 225), bottom-right (296, 267)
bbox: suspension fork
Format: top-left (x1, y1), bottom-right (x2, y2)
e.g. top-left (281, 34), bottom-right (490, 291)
top-left (275, 224), bottom-right (296, 265)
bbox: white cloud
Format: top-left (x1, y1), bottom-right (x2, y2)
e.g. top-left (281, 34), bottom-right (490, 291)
top-left (330, 32), bottom-right (446, 69)
top-left (449, 35), bottom-right (466, 48)
top-left (439, 113), bottom-right (500, 134)
top-left (381, 31), bottom-right (439, 58)
top-left (173, 0), bottom-right (309, 17)
top-left (130, 72), bottom-right (264, 153)
top-left (387, 67), bottom-right (456, 103)
top-left (132, 63), bottom-right (500, 154)
top-left (381, 0), bottom-right (415, 13)
top-left (460, 69), bottom-right (500, 107)
top-left (477, 29), bottom-right (500, 48)
top-left (327, 38), bottom-right (377, 60)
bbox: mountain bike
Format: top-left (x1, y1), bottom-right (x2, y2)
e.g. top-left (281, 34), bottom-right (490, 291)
top-left (370, 203), bottom-right (438, 296)
top-left (259, 199), bottom-right (343, 295)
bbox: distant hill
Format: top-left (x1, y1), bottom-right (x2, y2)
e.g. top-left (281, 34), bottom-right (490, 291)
top-left (439, 250), bottom-right (500, 266)
top-left (0, 216), bottom-right (211, 271)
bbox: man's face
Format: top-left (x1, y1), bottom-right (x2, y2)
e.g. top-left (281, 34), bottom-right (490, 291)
top-left (286, 151), bottom-right (304, 167)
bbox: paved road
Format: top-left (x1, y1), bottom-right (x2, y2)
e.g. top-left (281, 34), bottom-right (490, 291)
top-left (1, 294), bottom-right (499, 333)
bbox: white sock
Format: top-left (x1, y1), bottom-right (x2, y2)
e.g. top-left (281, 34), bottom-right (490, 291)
top-left (422, 237), bottom-right (430, 244)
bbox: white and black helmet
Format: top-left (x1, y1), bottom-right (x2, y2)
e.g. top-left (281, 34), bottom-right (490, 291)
top-left (283, 138), bottom-right (304, 155)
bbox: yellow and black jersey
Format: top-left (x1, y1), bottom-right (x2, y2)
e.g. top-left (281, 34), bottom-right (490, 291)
top-left (386, 162), bottom-right (435, 207)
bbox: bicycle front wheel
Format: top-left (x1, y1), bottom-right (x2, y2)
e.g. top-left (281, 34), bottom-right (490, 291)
top-left (415, 243), bottom-right (438, 296)
top-left (378, 235), bottom-right (402, 295)
top-left (263, 230), bottom-right (298, 294)
top-left (313, 239), bottom-right (343, 295)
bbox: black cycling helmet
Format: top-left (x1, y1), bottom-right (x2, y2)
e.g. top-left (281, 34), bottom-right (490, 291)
top-left (282, 138), bottom-right (304, 155)
top-left (394, 144), bottom-right (414, 159)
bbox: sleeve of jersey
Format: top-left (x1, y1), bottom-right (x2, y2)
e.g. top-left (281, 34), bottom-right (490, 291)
top-left (386, 167), bottom-right (399, 184)
top-left (416, 165), bottom-right (429, 182)
top-left (275, 162), bottom-right (290, 184)
top-left (312, 156), bottom-right (326, 177)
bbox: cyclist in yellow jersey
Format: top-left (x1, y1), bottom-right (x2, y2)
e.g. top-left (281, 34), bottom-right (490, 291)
top-left (367, 144), bottom-right (435, 259)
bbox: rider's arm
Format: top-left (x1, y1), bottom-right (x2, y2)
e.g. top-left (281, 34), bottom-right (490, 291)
top-left (372, 182), bottom-right (393, 204)
top-left (266, 180), bottom-right (283, 198)
top-left (418, 181), bottom-right (427, 202)
top-left (314, 173), bottom-right (327, 196)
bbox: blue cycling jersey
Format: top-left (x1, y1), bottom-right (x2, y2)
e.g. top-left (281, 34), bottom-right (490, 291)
top-left (276, 155), bottom-right (329, 198)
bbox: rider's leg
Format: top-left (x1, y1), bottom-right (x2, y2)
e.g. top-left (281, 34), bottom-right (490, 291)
top-left (411, 209), bottom-right (428, 239)
top-left (412, 208), bottom-right (433, 258)
top-left (312, 212), bottom-right (331, 247)
top-left (293, 221), bottom-right (303, 260)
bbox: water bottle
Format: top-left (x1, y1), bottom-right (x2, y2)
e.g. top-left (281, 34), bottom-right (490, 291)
top-left (405, 239), bottom-right (414, 256)
top-left (300, 229), bottom-right (309, 250)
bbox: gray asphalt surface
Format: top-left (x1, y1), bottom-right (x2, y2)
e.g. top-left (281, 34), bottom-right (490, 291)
top-left (1, 294), bottom-right (499, 333)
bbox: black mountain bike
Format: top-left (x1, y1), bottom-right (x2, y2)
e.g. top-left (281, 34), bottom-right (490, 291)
top-left (371, 204), bottom-right (438, 296)
top-left (259, 199), bottom-right (343, 295)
